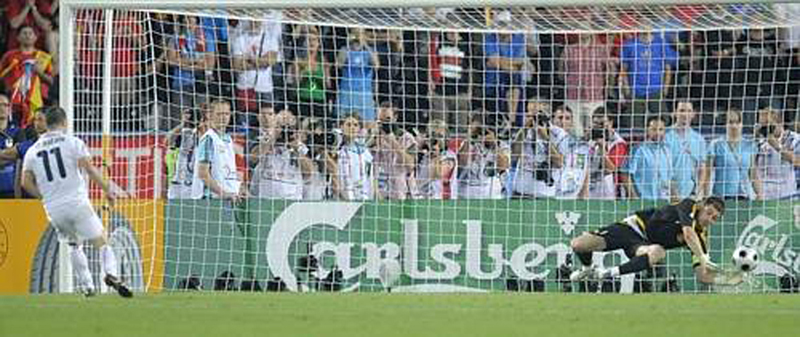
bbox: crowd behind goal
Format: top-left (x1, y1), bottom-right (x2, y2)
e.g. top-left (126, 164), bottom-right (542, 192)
top-left (1, 3), bottom-right (799, 201)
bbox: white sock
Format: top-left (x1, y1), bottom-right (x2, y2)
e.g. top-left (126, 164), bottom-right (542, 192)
top-left (100, 245), bottom-right (119, 278)
top-left (69, 245), bottom-right (94, 290)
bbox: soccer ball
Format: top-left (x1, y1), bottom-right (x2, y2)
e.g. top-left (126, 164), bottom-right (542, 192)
top-left (378, 260), bottom-right (402, 291)
top-left (732, 247), bottom-right (760, 272)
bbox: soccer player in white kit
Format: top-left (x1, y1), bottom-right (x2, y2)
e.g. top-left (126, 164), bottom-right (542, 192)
top-left (20, 107), bottom-right (132, 298)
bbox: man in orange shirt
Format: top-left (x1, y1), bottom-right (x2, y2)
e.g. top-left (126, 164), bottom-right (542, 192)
top-left (0, 25), bottom-right (53, 128)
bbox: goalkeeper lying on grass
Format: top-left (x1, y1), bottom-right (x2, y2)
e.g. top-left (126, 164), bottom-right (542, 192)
top-left (569, 197), bottom-right (744, 286)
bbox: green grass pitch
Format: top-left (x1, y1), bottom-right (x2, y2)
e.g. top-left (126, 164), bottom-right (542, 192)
top-left (1, 293), bottom-right (798, 337)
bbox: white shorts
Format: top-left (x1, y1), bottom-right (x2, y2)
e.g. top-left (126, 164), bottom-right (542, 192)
top-left (46, 202), bottom-right (104, 243)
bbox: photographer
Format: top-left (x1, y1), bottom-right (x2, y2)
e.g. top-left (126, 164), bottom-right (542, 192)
top-left (456, 113), bottom-right (509, 199)
top-left (373, 102), bottom-right (416, 200)
top-left (586, 108), bottom-right (628, 199)
top-left (550, 105), bottom-right (591, 199)
top-left (301, 117), bottom-right (339, 200)
top-left (167, 105), bottom-right (206, 199)
top-left (249, 108), bottom-right (312, 199)
top-left (509, 100), bottom-right (558, 198)
top-left (754, 108), bottom-right (800, 200)
top-left (413, 119), bottom-right (456, 199)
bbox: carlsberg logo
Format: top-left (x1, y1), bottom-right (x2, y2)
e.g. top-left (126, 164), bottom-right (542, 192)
top-left (737, 215), bottom-right (800, 276)
top-left (266, 203), bottom-right (570, 291)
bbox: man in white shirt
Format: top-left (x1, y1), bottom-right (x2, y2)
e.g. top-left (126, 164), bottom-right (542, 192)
top-left (231, 14), bottom-right (283, 118)
top-left (21, 107), bottom-right (132, 298)
top-left (192, 99), bottom-right (242, 200)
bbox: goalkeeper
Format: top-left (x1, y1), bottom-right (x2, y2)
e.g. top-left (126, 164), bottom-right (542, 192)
top-left (569, 197), bottom-right (744, 286)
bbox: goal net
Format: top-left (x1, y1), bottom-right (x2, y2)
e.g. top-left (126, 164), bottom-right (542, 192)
top-left (56, 0), bottom-right (799, 294)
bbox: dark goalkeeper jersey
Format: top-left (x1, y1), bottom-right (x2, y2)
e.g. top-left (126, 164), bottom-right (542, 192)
top-left (632, 199), bottom-right (709, 264)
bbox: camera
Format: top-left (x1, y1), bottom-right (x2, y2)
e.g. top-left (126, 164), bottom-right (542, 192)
top-left (537, 114), bottom-right (550, 127)
top-left (758, 125), bottom-right (776, 138)
top-left (590, 128), bottom-right (609, 141)
top-left (380, 122), bottom-right (396, 135)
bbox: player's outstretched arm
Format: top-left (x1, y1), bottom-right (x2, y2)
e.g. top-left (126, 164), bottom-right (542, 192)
top-left (694, 265), bottom-right (745, 286)
top-left (682, 226), bottom-right (712, 269)
top-left (20, 169), bottom-right (42, 198)
top-left (78, 157), bottom-right (115, 206)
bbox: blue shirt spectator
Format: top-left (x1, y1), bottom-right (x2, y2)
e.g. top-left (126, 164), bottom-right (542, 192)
top-left (621, 32), bottom-right (679, 98)
top-left (664, 102), bottom-right (709, 198)
top-left (0, 124), bottom-right (21, 198)
top-left (483, 32), bottom-right (526, 89)
top-left (710, 137), bottom-right (758, 199)
top-left (201, 17), bottom-right (228, 44)
top-left (168, 16), bottom-right (217, 90)
top-left (623, 116), bottom-right (673, 199)
top-left (336, 29), bottom-right (378, 121)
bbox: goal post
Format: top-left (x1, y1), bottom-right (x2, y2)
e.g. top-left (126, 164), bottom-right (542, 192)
top-left (54, 0), bottom-right (799, 294)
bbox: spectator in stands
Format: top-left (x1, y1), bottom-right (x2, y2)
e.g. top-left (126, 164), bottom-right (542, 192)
top-left (456, 114), bottom-right (509, 199)
top-left (560, 33), bottom-right (613, 138)
top-left (6, 0), bottom-right (55, 52)
top-left (0, 106), bottom-right (47, 198)
top-left (754, 108), bottom-right (800, 200)
top-left (0, 25), bottom-right (53, 129)
top-left (586, 107), bottom-right (628, 199)
top-left (484, 11), bottom-right (527, 129)
top-left (664, 100), bottom-right (710, 199)
top-left (336, 28), bottom-right (379, 123)
top-left (509, 101), bottom-right (558, 198)
top-left (430, 31), bottom-right (473, 134)
top-left (292, 27), bottom-right (331, 119)
top-left (701, 29), bottom-right (737, 111)
top-left (0, 93), bottom-right (21, 198)
top-left (619, 31), bottom-right (678, 130)
top-left (332, 113), bottom-right (374, 200)
top-left (192, 99), bottom-right (242, 200)
top-left (201, 15), bottom-right (233, 98)
top-left (111, 11), bottom-right (146, 128)
top-left (413, 119), bottom-right (456, 199)
top-left (373, 102), bottom-right (416, 200)
top-left (167, 15), bottom-right (216, 130)
top-left (708, 109), bottom-right (762, 200)
top-left (370, 29), bottom-right (404, 107)
top-left (249, 108), bottom-right (311, 199)
top-left (232, 16), bottom-right (282, 126)
top-left (623, 115), bottom-right (675, 200)
top-left (733, 28), bottom-right (782, 114)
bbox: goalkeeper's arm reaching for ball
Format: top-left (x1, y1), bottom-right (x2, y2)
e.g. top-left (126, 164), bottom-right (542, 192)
top-left (688, 228), bottom-right (745, 286)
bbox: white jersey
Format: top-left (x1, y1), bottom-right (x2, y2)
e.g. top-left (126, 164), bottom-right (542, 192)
top-left (337, 143), bottom-right (373, 200)
top-left (250, 145), bottom-right (303, 199)
top-left (22, 131), bottom-right (92, 210)
top-left (551, 127), bottom-right (590, 199)
top-left (191, 129), bottom-right (241, 199)
top-left (168, 128), bottom-right (199, 199)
